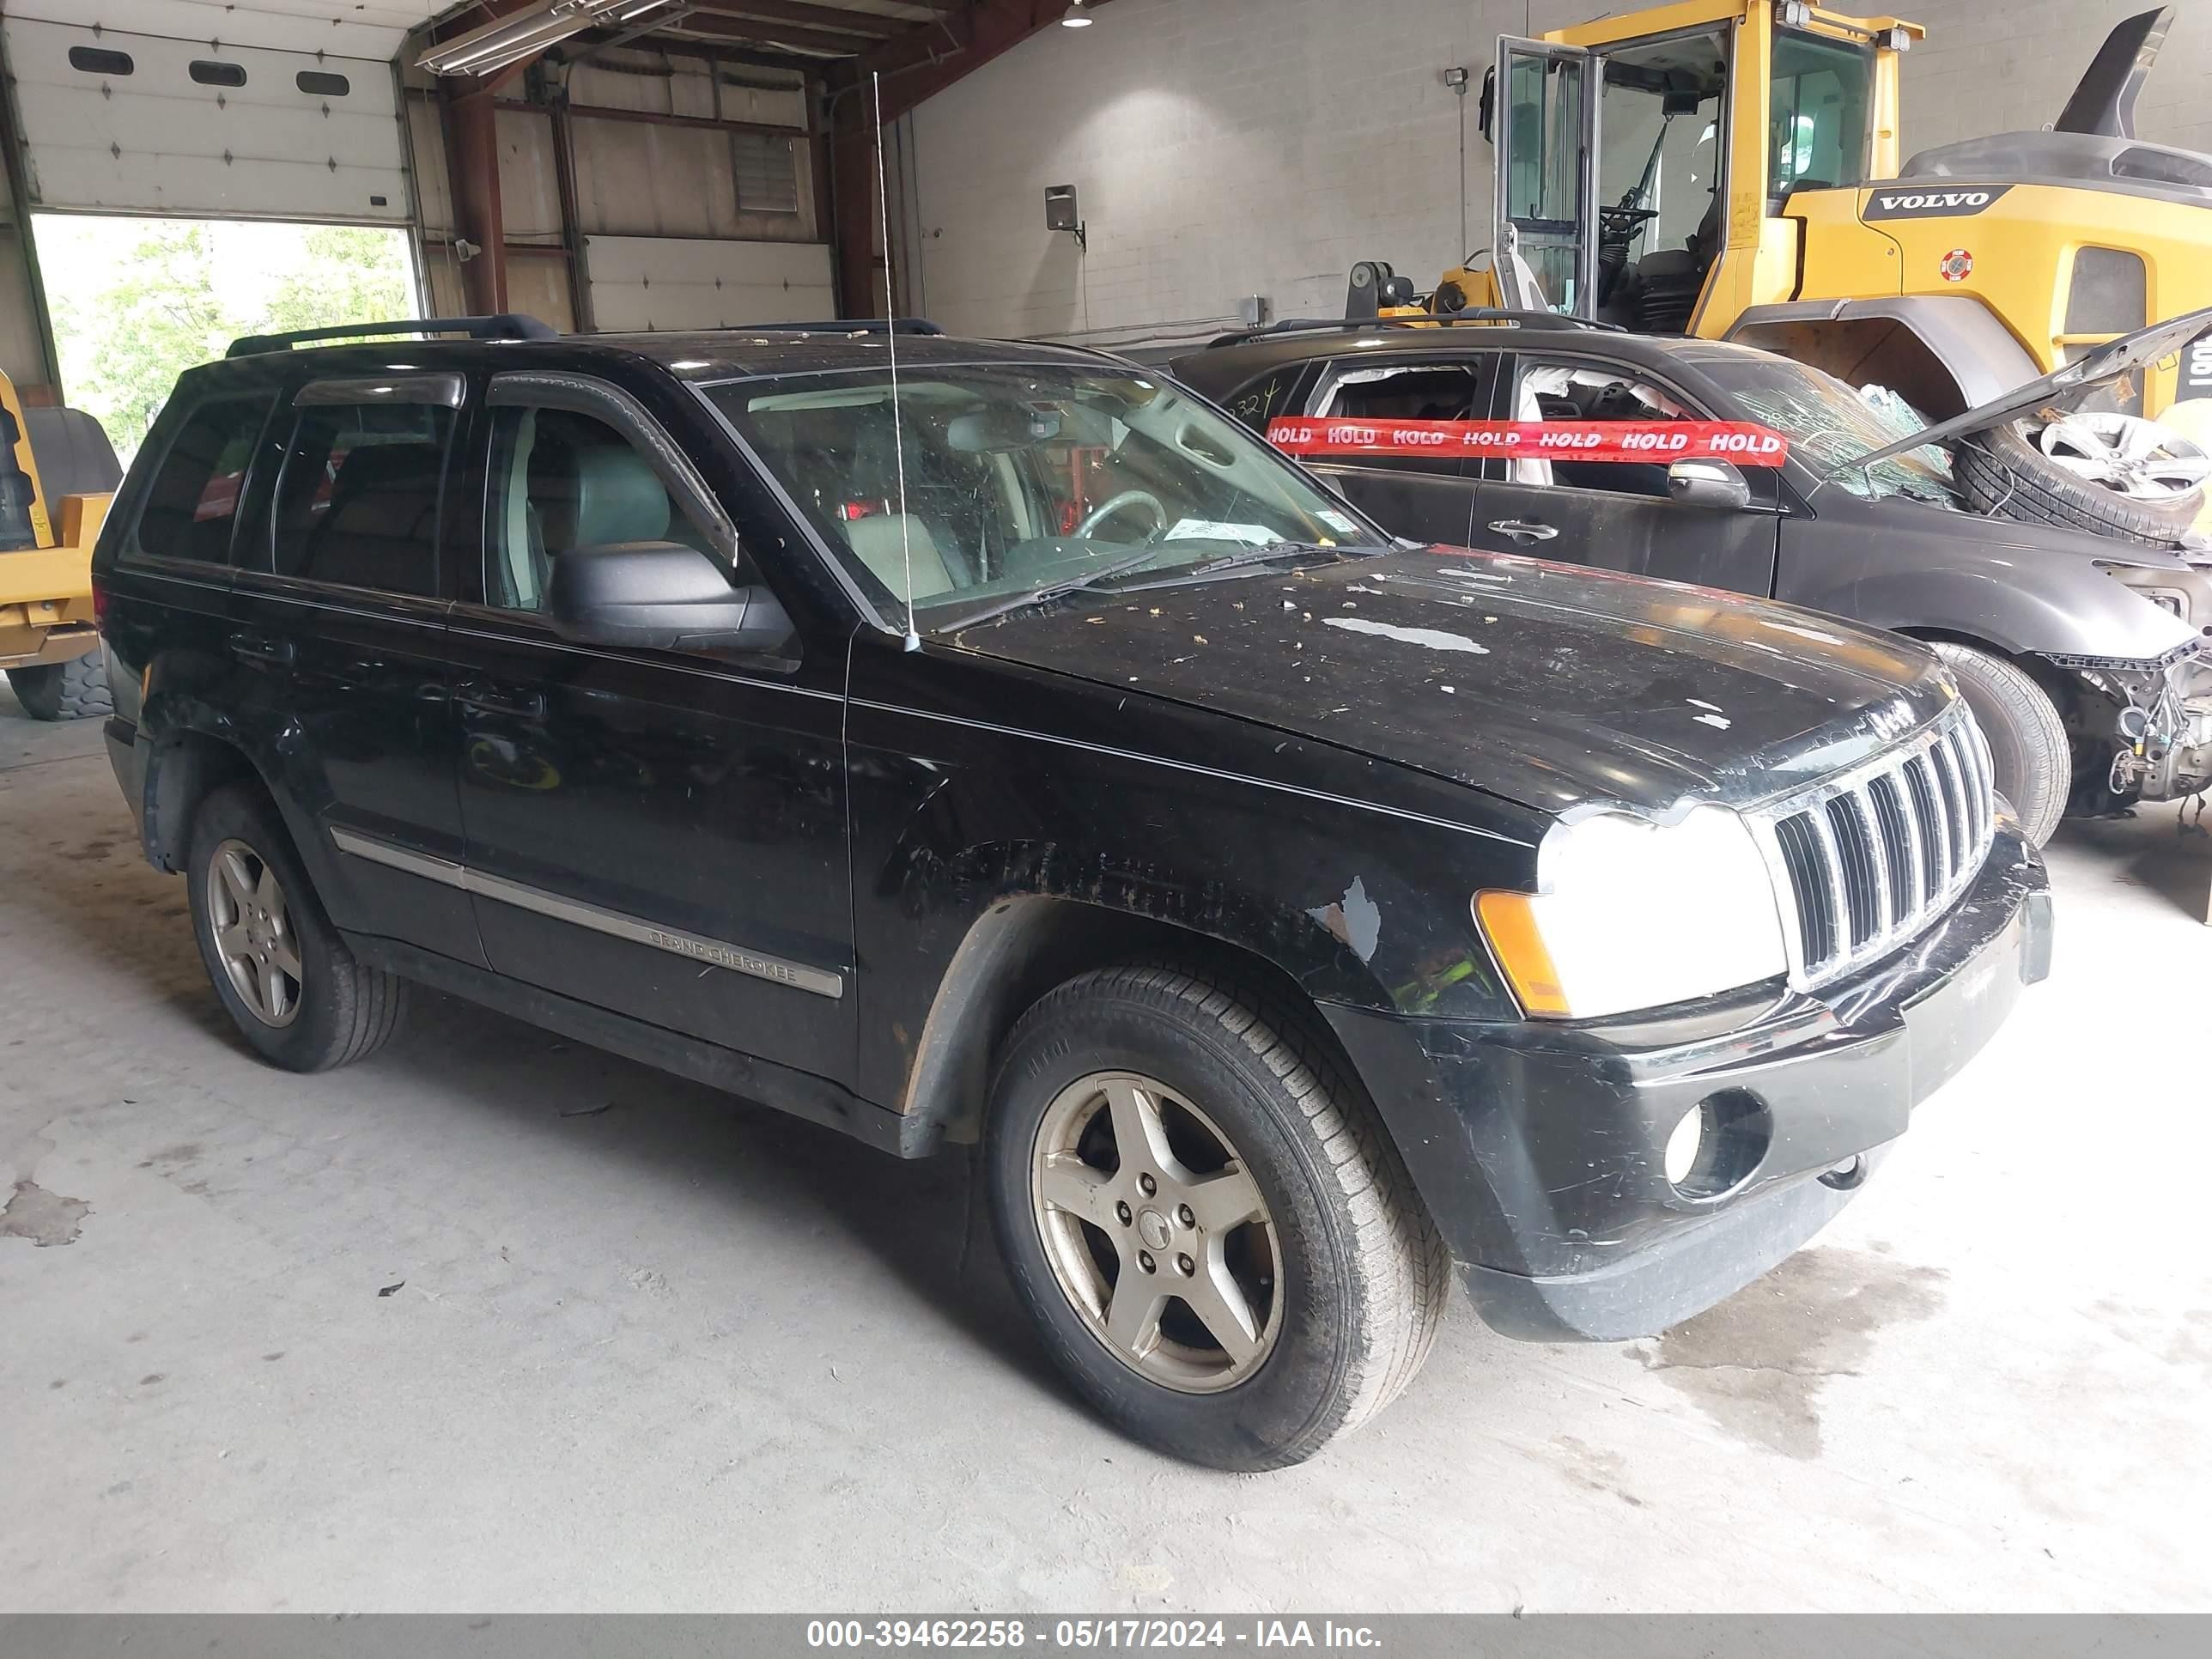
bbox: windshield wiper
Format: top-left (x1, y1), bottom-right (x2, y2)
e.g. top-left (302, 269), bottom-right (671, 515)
top-left (1114, 541), bottom-right (1358, 592)
top-left (939, 547), bottom-right (1166, 632)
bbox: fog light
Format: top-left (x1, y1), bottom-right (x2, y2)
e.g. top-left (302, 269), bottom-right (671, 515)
top-left (1662, 1107), bottom-right (1705, 1186)
top-left (1662, 1090), bottom-right (1771, 1200)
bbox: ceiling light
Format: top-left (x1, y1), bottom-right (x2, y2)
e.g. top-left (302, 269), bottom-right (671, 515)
top-left (417, 0), bottom-right (679, 77)
top-left (1061, 1), bottom-right (1094, 25)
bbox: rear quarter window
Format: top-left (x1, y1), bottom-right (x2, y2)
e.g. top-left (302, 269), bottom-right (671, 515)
top-left (133, 395), bottom-right (277, 565)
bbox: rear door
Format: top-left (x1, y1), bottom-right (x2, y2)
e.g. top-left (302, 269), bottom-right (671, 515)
top-left (1469, 350), bottom-right (1781, 594)
top-left (230, 374), bottom-right (479, 964)
top-left (1297, 355), bottom-right (1497, 546)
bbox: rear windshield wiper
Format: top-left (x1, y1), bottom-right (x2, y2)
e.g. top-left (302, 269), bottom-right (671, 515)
top-left (939, 547), bottom-right (1167, 632)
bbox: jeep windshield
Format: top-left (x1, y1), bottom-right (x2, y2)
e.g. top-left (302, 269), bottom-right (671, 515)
top-left (704, 365), bottom-right (1387, 630)
top-left (1703, 357), bottom-right (1964, 507)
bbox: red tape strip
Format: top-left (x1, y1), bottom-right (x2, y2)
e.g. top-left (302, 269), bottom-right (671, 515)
top-left (1265, 416), bottom-right (1791, 466)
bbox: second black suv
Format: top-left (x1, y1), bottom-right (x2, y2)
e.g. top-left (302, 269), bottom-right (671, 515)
top-left (96, 318), bottom-right (2048, 1469)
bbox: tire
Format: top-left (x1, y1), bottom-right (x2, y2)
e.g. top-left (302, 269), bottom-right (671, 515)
top-left (185, 781), bottom-right (407, 1072)
top-left (1929, 641), bottom-right (2069, 848)
top-left (985, 963), bottom-right (1449, 1471)
top-left (1954, 415), bottom-right (2203, 546)
top-left (7, 650), bottom-right (111, 720)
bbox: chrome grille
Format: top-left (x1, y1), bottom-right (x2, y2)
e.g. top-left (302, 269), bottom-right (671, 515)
top-left (1749, 702), bottom-right (1996, 991)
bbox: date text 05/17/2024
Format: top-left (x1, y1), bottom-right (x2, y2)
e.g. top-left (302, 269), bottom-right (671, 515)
top-left (805, 1620), bottom-right (1383, 1650)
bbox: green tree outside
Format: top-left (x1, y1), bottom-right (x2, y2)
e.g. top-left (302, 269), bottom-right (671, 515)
top-left (44, 216), bottom-right (416, 462)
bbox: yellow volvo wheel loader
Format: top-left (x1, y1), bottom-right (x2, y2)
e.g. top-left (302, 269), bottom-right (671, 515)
top-left (0, 376), bottom-right (121, 720)
top-left (1379, 1), bottom-right (2212, 543)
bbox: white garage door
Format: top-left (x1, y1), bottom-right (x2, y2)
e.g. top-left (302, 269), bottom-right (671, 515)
top-left (585, 237), bottom-right (836, 332)
top-left (3, 4), bottom-right (415, 222)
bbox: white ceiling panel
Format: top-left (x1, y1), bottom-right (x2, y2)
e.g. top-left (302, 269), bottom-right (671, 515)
top-left (7, 17), bottom-right (410, 221)
top-left (5, 2), bottom-right (443, 58)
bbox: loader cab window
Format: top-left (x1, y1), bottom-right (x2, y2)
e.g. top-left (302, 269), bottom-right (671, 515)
top-left (1769, 30), bottom-right (1875, 200)
top-left (1594, 31), bottom-right (1728, 333)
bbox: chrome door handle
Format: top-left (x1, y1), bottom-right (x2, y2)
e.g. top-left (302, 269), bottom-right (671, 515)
top-left (1487, 519), bottom-right (1559, 544)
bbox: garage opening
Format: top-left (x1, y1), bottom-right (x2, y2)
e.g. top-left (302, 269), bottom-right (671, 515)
top-left (34, 214), bottom-right (421, 463)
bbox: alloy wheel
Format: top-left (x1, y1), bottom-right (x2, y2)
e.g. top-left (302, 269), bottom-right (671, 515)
top-left (1030, 1071), bottom-right (1282, 1393)
top-left (2035, 411), bottom-right (2211, 504)
top-left (208, 837), bottom-right (303, 1027)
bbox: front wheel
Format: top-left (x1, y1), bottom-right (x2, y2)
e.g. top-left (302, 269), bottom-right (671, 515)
top-left (1929, 641), bottom-right (2069, 848)
top-left (986, 965), bottom-right (1447, 1470)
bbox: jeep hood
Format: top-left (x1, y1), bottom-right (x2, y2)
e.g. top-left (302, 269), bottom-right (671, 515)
top-left (945, 547), bottom-right (1958, 817)
top-left (1850, 302), bottom-right (2212, 472)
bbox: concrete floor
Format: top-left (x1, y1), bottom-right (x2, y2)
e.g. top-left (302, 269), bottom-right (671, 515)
top-left (3, 684), bottom-right (2209, 1613)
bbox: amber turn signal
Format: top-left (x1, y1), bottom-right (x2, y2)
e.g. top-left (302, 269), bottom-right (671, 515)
top-left (1473, 890), bottom-right (1571, 1018)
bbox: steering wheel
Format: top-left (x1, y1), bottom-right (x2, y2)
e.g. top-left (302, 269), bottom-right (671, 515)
top-left (1074, 489), bottom-right (1168, 541)
top-left (1600, 204), bottom-right (1660, 238)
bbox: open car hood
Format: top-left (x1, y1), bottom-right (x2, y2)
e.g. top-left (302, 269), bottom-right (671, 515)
top-left (1846, 302), bottom-right (2212, 472)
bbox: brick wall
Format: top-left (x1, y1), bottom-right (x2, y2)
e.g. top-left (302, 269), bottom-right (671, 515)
top-left (902, 0), bottom-right (2212, 340)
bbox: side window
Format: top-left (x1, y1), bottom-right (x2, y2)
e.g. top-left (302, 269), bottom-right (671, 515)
top-left (135, 395), bottom-right (275, 564)
top-left (1316, 362), bottom-right (1491, 476)
top-left (483, 404), bottom-right (724, 614)
top-left (1507, 358), bottom-right (1697, 496)
top-left (268, 399), bottom-right (453, 597)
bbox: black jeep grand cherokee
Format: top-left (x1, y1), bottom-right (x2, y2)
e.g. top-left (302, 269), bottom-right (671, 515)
top-left (94, 319), bottom-right (2049, 1469)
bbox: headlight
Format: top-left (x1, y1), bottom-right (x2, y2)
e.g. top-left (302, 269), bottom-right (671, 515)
top-left (1474, 805), bottom-right (1789, 1019)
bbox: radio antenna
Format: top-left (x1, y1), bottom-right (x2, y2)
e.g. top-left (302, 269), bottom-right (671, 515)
top-left (872, 71), bottom-right (921, 653)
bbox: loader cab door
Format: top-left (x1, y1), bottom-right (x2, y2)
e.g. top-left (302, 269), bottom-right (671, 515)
top-left (1493, 38), bottom-right (1600, 319)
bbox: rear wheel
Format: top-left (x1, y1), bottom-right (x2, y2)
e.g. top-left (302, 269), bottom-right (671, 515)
top-left (186, 781), bottom-right (407, 1071)
top-left (7, 650), bottom-right (111, 720)
top-left (1929, 641), bottom-right (2069, 848)
top-left (986, 964), bottom-right (1447, 1470)
top-left (1955, 414), bottom-right (2206, 545)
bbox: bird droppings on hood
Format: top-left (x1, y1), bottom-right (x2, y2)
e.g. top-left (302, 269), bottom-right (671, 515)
top-left (1324, 617), bottom-right (1492, 655)
top-left (1694, 713), bottom-right (1732, 729)
top-left (1307, 875), bottom-right (1382, 963)
top-left (1440, 685), bottom-right (1455, 694)
top-left (1687, 698), bottom-right (1723, 712)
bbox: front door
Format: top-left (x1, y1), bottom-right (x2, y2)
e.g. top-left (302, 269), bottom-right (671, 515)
top-left (1468, 351), bottom-right (1781, 595)
top-left (229, 374), bottom-right (479, 964)
top-left (447, 372), bottom-right (854, 1084)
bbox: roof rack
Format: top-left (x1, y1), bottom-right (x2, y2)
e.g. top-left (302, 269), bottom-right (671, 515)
top-left (225, 314), bottom-right (561, 358)
top-left (730, 318), bottom-right (945, 336)
top-left (1203, 310), bottom-right (1620, 349)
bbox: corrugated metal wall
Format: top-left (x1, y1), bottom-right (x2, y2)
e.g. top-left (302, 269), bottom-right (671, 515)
top-left (411, 46), bottom-right (830, 336)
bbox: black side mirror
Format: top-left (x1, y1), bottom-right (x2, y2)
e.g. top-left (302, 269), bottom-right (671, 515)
top-left (1477, 66), bottom-right (1495, 144)
top-left (547, 541), bottom-right (793, 654)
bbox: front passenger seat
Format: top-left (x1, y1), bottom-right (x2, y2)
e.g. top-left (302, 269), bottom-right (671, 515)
top-left (844, 514), bottom-right (957, 603)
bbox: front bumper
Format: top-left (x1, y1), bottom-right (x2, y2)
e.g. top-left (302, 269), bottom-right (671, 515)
top-left (1322, 823), bottom-right (2050, 1342)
